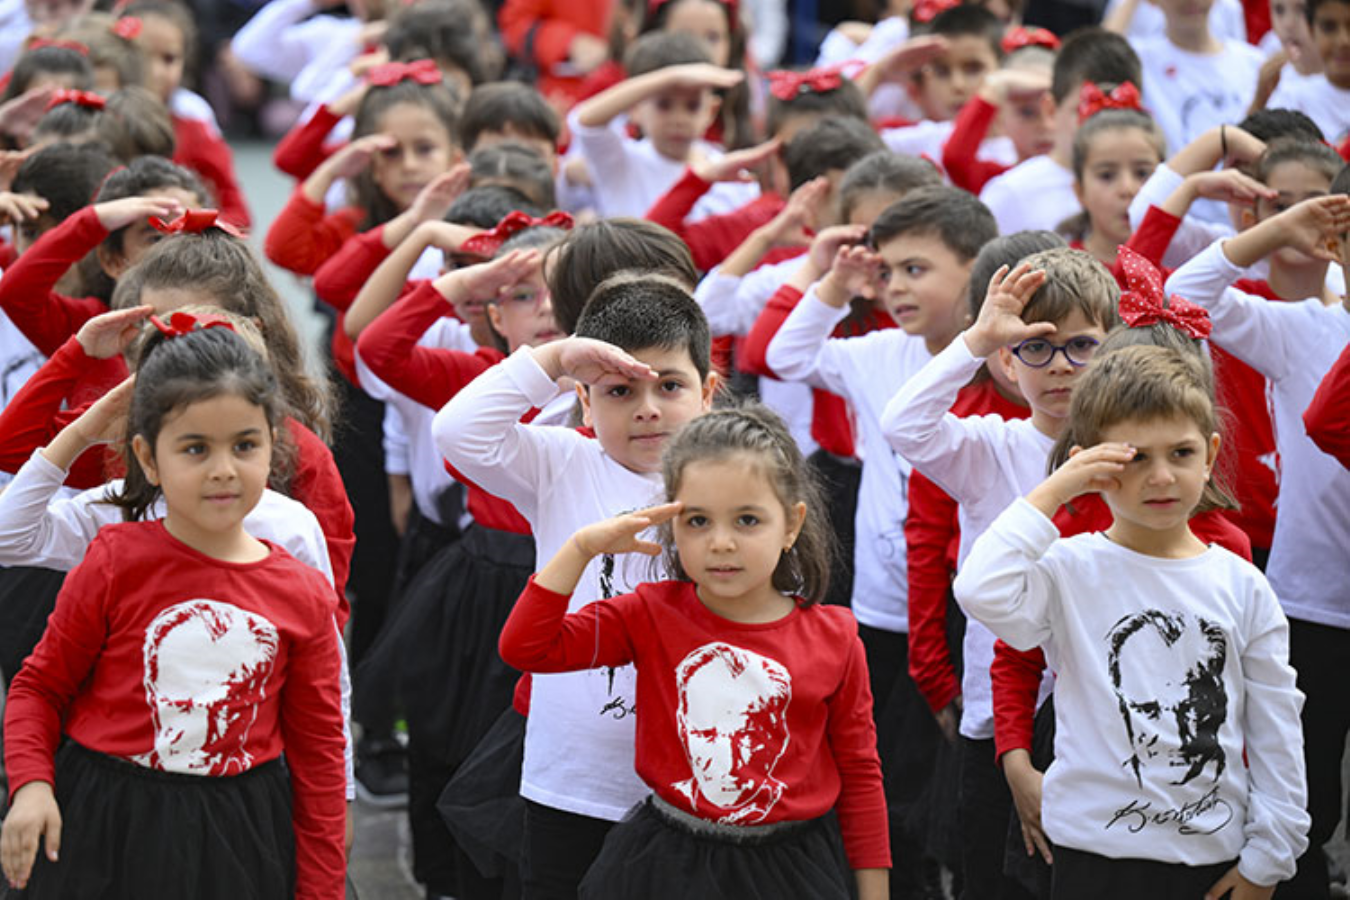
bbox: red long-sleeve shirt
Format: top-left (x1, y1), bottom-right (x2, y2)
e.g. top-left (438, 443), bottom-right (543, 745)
top-left (4, 522), bottom-right (346, 898)
top-left (644, 168), bottom-right (786, 273)
top-left (1305, 341), bottom-right (1350, 470)
top-left (0, 206), bottom-right (110, 357)
top-left (264, 189), bottom-right (364, 277)
top-left (274, 104), bottom-right (345, 181)
top-left (941, 96), bottom-right (1011, 195)
top-left (497, 0), bottom-right (613, 109)
top-left (173, 116), bottom-right (251, 230)
top-left (500, 577), bottom-right (890, 869)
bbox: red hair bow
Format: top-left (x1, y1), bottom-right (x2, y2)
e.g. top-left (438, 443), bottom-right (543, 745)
top-left (112, 17), bottom-right (142, 39)
top-left (913, 0), bottom-right (961, 24)
top-left (1116, 247), bottom-right (1212, 340)
top-left (460, 210), bottom-right (574, 257)
top-left (766, 61), bottom-right (862, 101)
top-left (26, 37), bottom-right (88, 55)
top-left (366, 59), bottom-right (442, 88)
top-left (1001, 26), bottom-right (1060, 54)
top-left (149, 311), bottom-right (237, 340)
top-left (46, 89), bottom-right (106, 112)
top-left (148, 209), bottom-right (247, 240)
top-left (1077, 80), bottom-right (1142, 122)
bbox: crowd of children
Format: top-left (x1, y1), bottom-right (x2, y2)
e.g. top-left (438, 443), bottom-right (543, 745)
top-left (0, 0), bottom-right (1348, 898)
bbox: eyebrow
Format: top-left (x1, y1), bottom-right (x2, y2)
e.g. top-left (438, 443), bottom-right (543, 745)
top-left (682, 504), bottom-right (771, 513)
top-left (175, 428), bottom-right (263, 441)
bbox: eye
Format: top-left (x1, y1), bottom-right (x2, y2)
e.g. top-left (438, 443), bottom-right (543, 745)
top-left (1173, 447), bottom-right (1195, 458)
top-left (661, 379), bottom-right (685, 393)
top-left (905, 264), bottom-right (925, 277)
top-left (235, 439), bottom-right (259, 453)
top-left (1129, 450), bottom-right (1147, 463)
top-left (655, 97), bottom-right (674, 112)
top-left (1020, 339), bottom-right (1051, 355)
top-left (606, 384), bottom-right (630, 398)
top-left (736, 514), bottom-right (760, 527)
top-left (183, 442), bottom-right (206, 456)
top-left (685, 514), bottom-right (708, 528)
top-left (1068, 336), bottom-right (1100, 354)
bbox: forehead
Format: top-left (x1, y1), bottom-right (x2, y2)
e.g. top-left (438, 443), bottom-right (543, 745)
top-left (1314, 1), bottom-right (1350, 22)
top-left (1038, 306), bottom-right (1107, 335)
top-left (677, 454), bottom-right (777, 500)
top-left (876, 229), bottom-right (964, 265)
top-left (646, 85), bottom-right (709, 105)
top-left (376, 102), bottom-right (448, 135)
top-left (158, 392), bottom-right (269, 436)
top-left (1097, 412), bottom-right (1207, 444)
top-left (630, 343), bottom-right (701, 377)
top-left (936, 35), bottom-right (999, 66)
top-left (1263, 159), bottom-right (1333, 194)
top-left (1083, 127), bottom-right (1160, 163)
top-left (138, 14), bottom-right (183, 49)
top-left (665, 0), bottom-right (729, 32)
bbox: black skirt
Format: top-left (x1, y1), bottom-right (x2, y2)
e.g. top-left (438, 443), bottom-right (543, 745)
top-left (14, 741), bottom-right (294, 900)
top-left (437, 706), bottom-right (527, 881)
top-left (0, 566), bottom-right (67, 682)
top-left (578, 797), bottom-right (855, 900)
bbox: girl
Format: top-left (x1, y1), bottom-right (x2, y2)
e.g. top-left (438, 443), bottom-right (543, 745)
top-left (954, 344), bottom-right (1308, 898)
top-left (1061, 106), bottom-right (1166, 269)
top-left (0, 322), bottom-right (347, 899)
top-left (500, 403), bottom-right (890, 900)
top-left (29, 85), bottom-right (176, 162)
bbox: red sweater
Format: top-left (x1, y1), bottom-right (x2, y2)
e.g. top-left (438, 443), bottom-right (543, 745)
top-left (313, 223), bottom-right (401, 384)
top-left (172, 116), bottom-right (251, 229)
top-left (1305, 340), bottom-right (1350, 470)
top-left (4, 522), bottom-right (346, 898)
top-left (497, 0), bottom-right (614, 109)
top-left (0, 206), bottom-right (110, 357)
top-left (264, 189), bottom-right (364, 277)
top-left (644, 167), bottom-right (786, 273)
top-left (906, 379), bottom-right (1029, 715)
top-left (940, 96), bottom-right (1011, 195)
top-left (274, 104), bottom-right (345, 181)
top-left (500, 578), bottom-right (890, 869)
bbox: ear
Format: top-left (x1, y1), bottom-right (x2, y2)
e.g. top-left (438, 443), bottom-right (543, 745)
top-left (699, 370), bottom-right (720, 410)
top-left (1072, 178), bottom-right (1086, 206)
top-left (131, 434), bottom-right (158, 486)
top-left (1240, 206), bottom-right (1257, 230)
top-left (97, 243), bottom-right (130, 280)
top-left (1204, 431), bottom-right (1221, 476)
top-left (997, 346), bottom-right (1019, 385)
top-left (702, 94), bottom-right (722, 124)
top-left (486, 302), bottom-right (505, 334)
top-left (784, 501), bottom-right (807, 549)
top-left (1039, 92), bottom-right (1056, 121)
top-left (575, 381), bottom-right (593, 428)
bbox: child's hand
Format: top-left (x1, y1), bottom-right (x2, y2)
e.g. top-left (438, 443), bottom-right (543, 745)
top-left (347, 46), bottom-right (390, 79)
top-left (807, 223), bottom-right (869, 274)
top-left (759, 176), bottom-right (829, 248)
top-left (435, 248), bottom-right (540, 304)
top-left (329, 80), bottom-right (370, 118)
top-left (0, 147), bottom-right (34, 191)
top-left (545, 336), bottom-right (660, 385)
top-left (692, 138), bottom-right (782, 185)
top-left (1186, 169), bottom-right (1277, 208)
top-left (980, 67), bottom-right (1051, 105)
top-left (568, 32), bottom-right (610, 75)
top-left (1028, 442), bottom-right (1135, 515)
top-left (322, 134), bottom-right (397, 181)
top-left (658, 63), bottom-right (745, 92)
top-left (572, 502), bottom-right (683, 558)
top-left (963, 262), bottom-right (1053, 358)
top-left (867, 35), bottom-right (949, 85)
top-left (416, 220), bottom-right (483, 254)
top-left (1002, 749), bottom-right (1053, 864)
top-left (94, 195), bottom-right (184, 232)
top-left (933, 698), bottom-right (961, 745)
top-left (0, 84), bottom-right (56, 144)
top-left (70, 376), bottom-right (135, 447)
top-left (819, 243), bottom-right (883, 307)
top-left (0, 190), bottom-right (47, 225)
top-left (1218, 125), bottom-right (1265, 169)
top-left (1, 780), bottom-right (61, 889)
top-left (1205, 865), bottom-right (1275, 900)
top-left (407, 163), bottom-right (471, 224)
top-left (75, 305), bottom-right (154, 360)
top-left (1271, 194), bottom-right (1350, 263)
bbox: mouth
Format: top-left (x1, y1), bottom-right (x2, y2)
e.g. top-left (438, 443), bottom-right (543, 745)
top-left (1143, 498), bottom-right (1180, 507)
top-left (890, 304), bottom-right (920, 320)
top-left (706, 566), bottom-right (742, 578)
top-left (533, 329), bottom-right (562, 342)
top-left (631, 432), bottom-right (669, 446)
top-left (205, 493), bottom-right (239, 505)
top-left (1043, 387), bottom-right (1072, 397)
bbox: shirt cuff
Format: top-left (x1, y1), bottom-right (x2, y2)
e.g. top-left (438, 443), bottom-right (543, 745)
top-left (505, 347), bottom-right (564, 407)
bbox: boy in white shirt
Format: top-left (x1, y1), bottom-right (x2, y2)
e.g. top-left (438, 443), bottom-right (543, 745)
top-left (1267, 0), bottom-right (1350, 146)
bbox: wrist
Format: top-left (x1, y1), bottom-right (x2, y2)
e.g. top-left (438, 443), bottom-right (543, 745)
top-left (815, 273), bottom-right (851, 308)
top-left (961, 327), bottom-right (997, 360)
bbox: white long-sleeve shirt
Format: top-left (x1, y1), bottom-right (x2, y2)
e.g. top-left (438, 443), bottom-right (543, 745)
top-left (880, 334), bottom-right (1055, 738)
top-left (432, 348), bottom-right (662, 821)
top-left (979, 155), bottom-right (1078, 236)
top-left (765, 289), bottom-right (932, 633)
top-left (955, 498), bottom-right (1308, 886)
top-left (231, 0), bottom-right (357, 84)
top-left (1166, 240), bottom-right (1350, 629)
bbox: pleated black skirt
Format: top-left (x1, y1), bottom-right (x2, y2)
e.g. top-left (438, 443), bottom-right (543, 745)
top-left (437, 706), bottom-right (528, 880)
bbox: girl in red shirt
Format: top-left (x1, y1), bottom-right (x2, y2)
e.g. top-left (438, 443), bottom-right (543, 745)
top-left (1, 321), bottom-right (346, 900)
top-left (501, 403), bottom-right (890, 900)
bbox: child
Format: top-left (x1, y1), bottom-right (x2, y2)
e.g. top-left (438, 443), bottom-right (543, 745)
top-left (433, 274), bottom-right (718, 898)
top-left (458, 82), bottom-right (561, 170)
top-left (500, 403), bottom-right (890, 900)
top-left (29, 85), bottom-right (176, 162)
top-left (954, 344), bottom-right (1309, 898)
top-left (880, 248), bottom-right (1119, 897)
top-left (1267, 0), bottom-right (1350, 146)
top-left (0, 323), bottom-right (347, 898)
top-left (1164, 183), bottom-right (1350, 895)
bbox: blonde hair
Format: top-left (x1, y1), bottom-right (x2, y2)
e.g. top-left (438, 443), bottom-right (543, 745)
top-left (1020, 246), bottom-right (1121, 329)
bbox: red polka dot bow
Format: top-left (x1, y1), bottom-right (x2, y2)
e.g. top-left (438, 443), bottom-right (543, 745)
top-left (27, 37), bottom-right (88, 55)
top-left (149, 311), bottom-right (237, 340)
top-left (460, 210), bottom-right (575, 257)
top-left (148, 209), bottom-right (247, 240)
top-left (912, 0), bottom-right (961, 24)
top-left (45, 89), bottom-right (105, 112)
top-left (1077, 80), bottom-right (1142, 122)
top-left (1116, 247), bottom-right (1212, 340)
top-left (1001, 26), bottom-right (1060, 54)
top-left (366, 59), bottom-right (441, 88)
top-left (112, 17), bottom-right (142, 40)
top-left (767, 61), bottom-right (863, 101)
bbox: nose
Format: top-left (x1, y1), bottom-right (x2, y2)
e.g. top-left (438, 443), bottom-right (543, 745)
top-left (709, 523), bottom-right (736, 552)
top-left (207, 451), bottom-right (236, 481)
top-left (633, 386), bottom-right (660, 421)
top-left (1145, 459), bottom-right (1176, 486)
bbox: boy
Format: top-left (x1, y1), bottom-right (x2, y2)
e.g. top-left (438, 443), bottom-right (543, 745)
top-left (459, 82), bottom-right (562, 173)
top-left (881, 246), bottom-right (1119, 898)
top-left (1165, 182), bottom-right (1350, 897)
top-left (1267, 0), bottom-right (1350, 148)
top-left (980, 28), bottom-right (1141, 234)
top-left (433, 276), bottom-right (719, 899)
top-left (565, 31), bottom-right (745, 218)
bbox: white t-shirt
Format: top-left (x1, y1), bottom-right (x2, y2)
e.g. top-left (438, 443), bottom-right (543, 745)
top-left (955, 498), bottom-right (1308, 886)
top-left (1105, 0), bottom-right (1247, 43)
top-left (979, 155), bottom-right (1078, 235)
top-left (231, 0), bottom-right (357, 85)
top-left (1135, 36), bottom-right (1264, 154)
top-left (1267, 75), bottom-right (1350, 146)
top-left (881, 119), bottom-right (1018, 175)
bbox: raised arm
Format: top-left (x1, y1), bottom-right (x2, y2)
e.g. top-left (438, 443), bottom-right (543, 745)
top-left (1304, 342), bottom-right (1350, 469)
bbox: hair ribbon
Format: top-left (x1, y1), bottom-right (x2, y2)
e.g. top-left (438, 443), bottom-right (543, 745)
top-left (149, 311), bottom-right (238, 340)
top-left (45, 89), bottom-right (106, 112)
top-left (766, 61), bottom-right (863, 101)
top-left (148, 209), bottom-right (248, 240)
top-left (27, 37), bottom-right (88, 56)
top-left (1077, 80), bottom-right (1142, 122)
top-left (366, 59), bottom-right (442, 87)
top-left (1116, 247), bottom-right (1212, 340)
top-left (1000, 26), bottom-right (1060, 54)
top-left (112, 16), bottom-right (142, 39)
top-left (460, 210), bottom-right (575, 257)
top-left (912, 0), bottom-right (961, 24)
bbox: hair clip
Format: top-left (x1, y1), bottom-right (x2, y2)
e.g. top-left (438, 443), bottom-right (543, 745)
top-left (112, 16), bottom-right (142, 40)
top-left (460, 210), bottom-right (574, 257)
top-left (1077, 80), bottom-right (1142, 122)
top-left (149, 311), bottom-right (238, 340)
top-left (912, 0), bottom-right (961, 24)
top-left (766, 61), bottom-right (863, 101)
top-left (148, 209), bottom-right (247, 239)
top-left (366, 59), bottom-right (442, 87)
top-left (1116, 247), bottom-right (1212, 340)
top-left (27, 37), bottom-right (89, 56)
top-left (1001, 26), bottom-right (1060, 54)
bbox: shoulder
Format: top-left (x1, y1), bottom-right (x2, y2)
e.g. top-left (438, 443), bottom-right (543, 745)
top-left (795, 601), bottom-right (862, 643)
top-left (260, 543), bottom-right (340, 614)
top-left (170, 89), bottom-right (221, 132)
top-left (1221, 39), bottom-right (1265, 67)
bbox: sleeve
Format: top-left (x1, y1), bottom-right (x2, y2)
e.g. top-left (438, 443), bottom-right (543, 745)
top-left (172, 121), bottom-right (251, 229)
top-left (644, 167), bottom-right (711, 244)
top-left (567, 113), bottom-right (634, 214)
top-left (761, 287), bottom-right (855, 394)
top-left (941, 96), bottom-right (1009, 194)
top-left (0, 206), bottom-right (109, 356)
top-left (230, 0), bottom-right (324, 83)
top-left (879, 334), bottom-right (1002, 503)
top-left (1163, 239), bottom-right (1300, 381)
top-left (382, 404), bottom-right (410, 476)
top-left (263, 190), bottom-right (363, 276)
top-left (312, 225), bottom-right (392, 311)
top-left (826, 629), bottom-right (892, 870)
top-left (990, 640), bottom-right (1046, 763)
top-left (1235, 574), bottom-right (1310, 885)
top-left (3, 537), bottom-right (113, 798)
top-left (498, 0), bottom-right (588, 69)
top-left (285, 423), bottom-right (356, 603)
top-left (904, 471), bottom-right (962, 714)
top-left (1304, 342), bottom-right (1350, 470)
top-left (1120, 205), bottom-right (1183, 272)
top-left (498, 576), bottom-right (638, 672)
top-left (1126, 163), bottom-right (1232, 269)
top-left (0, 450), bottom-right (113, 569)
top-left (278, 585), bottom-right (348, 900)
top-left (272, 104), bottom-right (344, 181)
top-left (682, 200), bottom-right (783, 275)
top-left (741, 282), bottom-right (804, 375)
top-left (951, 497), bottom-right (1063, 652)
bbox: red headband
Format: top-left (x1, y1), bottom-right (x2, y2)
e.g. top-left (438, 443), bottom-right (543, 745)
top-left (1116, 247), bottom-right (1212, 340)
top-left (27, 37), bottom-right (88, 56)
top-left (1001, 26), bottom-right (1060, 54)
top-left (366, 59), bottom-right (441, 88)
top-left (149, 209), bottom-right (247, 240)
top-left (1077, 80), bottom-right (1142, 122)
top-left (112, 17), bottom-right (142, 39)
top-left (767, 61), bottom-right (862, 101)
top-left (149, 310), bottom-right (238, 340)
top-left (46, 89), bottom-right (106, 112)
top-left (913, 0), bottom-right (961, 24)
top-left (460, 210), bottom-right (574, 257)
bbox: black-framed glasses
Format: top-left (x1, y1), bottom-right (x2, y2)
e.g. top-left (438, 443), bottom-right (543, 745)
top-left (1010, 336), bottom-right (1100, 368)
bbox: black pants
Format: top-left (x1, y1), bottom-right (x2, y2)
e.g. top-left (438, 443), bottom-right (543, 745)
top-left (1275, 619), bottom-right (1350, 899)
top-left (807, 450), bottom-right (860, 608)
top-left (520, 800), bottom-right (614, 900)
top-left (958, 737), bottom-right (1035, 900)
top-left (1051, 846), bottom-right (1232, 900)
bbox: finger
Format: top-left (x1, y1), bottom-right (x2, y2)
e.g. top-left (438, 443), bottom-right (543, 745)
top-left (641, 501), bottom-right (683, 524)
top-left (1031, 828), bottom-right (1053, 865)
top-left (1204, 868), bottom-right (1240, 900)
top-left (631, 539), bottom-right (665, 556)
top-left (1020, 821), bottom-right (1036, 857)
top-left (43, 811), bottom-right (59, 863)
top-left (987, 264), bottom-right (1011, 292)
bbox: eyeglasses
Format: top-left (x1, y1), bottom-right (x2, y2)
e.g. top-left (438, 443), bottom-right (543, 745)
top-left (1010, 336), bottom-right (1100, 368)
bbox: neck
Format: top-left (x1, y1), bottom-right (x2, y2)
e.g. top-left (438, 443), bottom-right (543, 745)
top-left (1268, 258), bottom-right (1331, 303)
top-left (469, 319), bottom-right (496, 348)
top-left (1106, 519), bottom-right (1208, 558)
top-left (163, 516), bottom-right (267, 563)
top-left (1166, 21), bottom-right (1218, 52)
top-left (1030, 408), bottom-right (1067, 439)
top-left (1050, 129), bottom-right (1075, 169)
top-left (1083, 229), bottom-right (1120, 268)
top-left (694, 584), bottom-right (794, 624)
